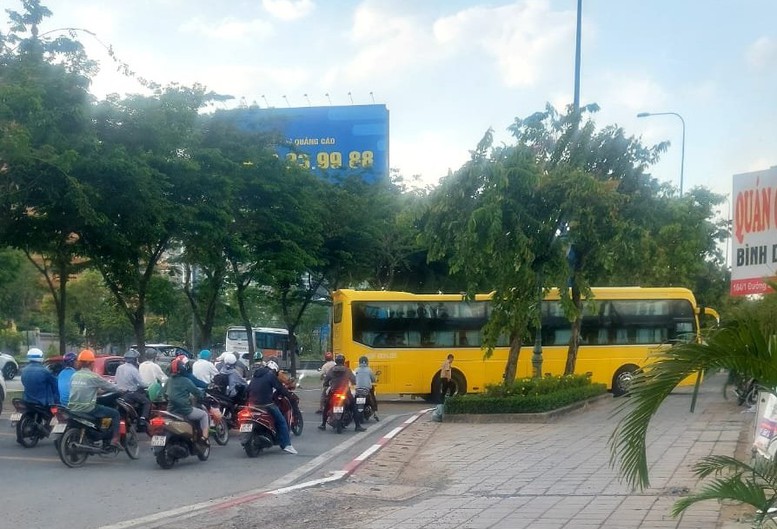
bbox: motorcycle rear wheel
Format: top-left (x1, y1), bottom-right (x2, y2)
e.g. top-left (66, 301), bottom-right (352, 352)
top-left (124, 425), bottom-right (141, 459)
top-left (244, 433), bottom-right (263, 458)
top-left (336, 420), bottom-right (343, 434)
top-left (291, 411), bottom-right (303, 437)
top-left (155, 447), bottom-right (177, 469)
top-left (58, 428), bottom-right (89, 468)
top-left (17, 413), bottom-right (43, 448)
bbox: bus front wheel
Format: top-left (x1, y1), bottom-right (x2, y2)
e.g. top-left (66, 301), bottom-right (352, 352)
top-left (612, 365), bottom-right (639, 397)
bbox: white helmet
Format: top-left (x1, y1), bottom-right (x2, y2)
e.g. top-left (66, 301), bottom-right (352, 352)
top-left (27, 348), bottom-right (44, 362)
top-left (222, 352), bottom-right (237, 366)
top-left (266, 360), bottom-right (279, 373)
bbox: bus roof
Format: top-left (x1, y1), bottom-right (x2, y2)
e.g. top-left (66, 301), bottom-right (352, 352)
top-left (226, 325), bottom-right (288, 334)
top-left (334, 287), bottom-right (697, 303)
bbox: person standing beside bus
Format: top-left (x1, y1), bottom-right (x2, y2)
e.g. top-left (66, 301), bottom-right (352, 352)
top-left (439, 354), bottom-right (454, 402)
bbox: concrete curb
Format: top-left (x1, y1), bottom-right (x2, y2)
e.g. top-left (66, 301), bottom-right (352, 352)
top-left (442, 392), bottom-right (611, 423)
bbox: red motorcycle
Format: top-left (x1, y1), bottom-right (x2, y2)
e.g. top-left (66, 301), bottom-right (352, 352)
top-left (237, 375), bottom-right (302, 457)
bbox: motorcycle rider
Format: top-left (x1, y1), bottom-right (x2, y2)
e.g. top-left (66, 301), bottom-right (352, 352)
top-left (218, 352), bottom-right (247, 400)
top-left (193, 349), bottom-right (219, 385)
top-left (139, 348), bottom-right (167, 387)
top-left (319, 354), bottom-right (364, 432)
top-left (166, 355), bottom-right (209, 446)
top-left (316, 351), bottom-right (336, 414)
top-left (68, 349), bottom-right (121, 449)
top-left (353, 355), bottom-right (379, 421)
top-left (21, 347), bottom-right (59, 407)
top-left (57, 352), bottom-right (77, 407)
top-left (246, 360), bottom-right (297, 454)
top-left (114, 349), bottom-right (151, 431)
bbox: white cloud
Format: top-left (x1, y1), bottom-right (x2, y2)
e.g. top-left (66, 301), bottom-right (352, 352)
top-left (179, 16), bottom-right (274, 41)
top-left (598, 73), bottom-right (668, 112)
top-left (433, 0), bottom-right (575, 87)
top-left (746, 36), bottom-right (777, 70)
top-left (262, 0), bottom-right (315, 21)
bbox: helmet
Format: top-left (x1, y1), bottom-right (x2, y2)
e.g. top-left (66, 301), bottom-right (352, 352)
top-left (198, 349), bottom-right (211, 360)
top-left (359, 355), bottom-right (368, 366)
top-left (78, 349), bottom-right (96, 362)
top-left (266, 360), bottom-right (279, 373)
top-left (124, 348), bottom-right (140, 361)
top-left (334, 354), bottom-right (345, 365)
top-left (253, 350), bottom-right (263, 362)
top-left (26, 348), bottom-right (44, 362)
top-left (63, 352), bottom-right (77, 366)
top-left (222, 352), bottom-right (237, 366)
top-left (170, 354), bottom-right (190, 375)
top-left (145, 348), bottom-right (157, 361)
top-left (324, 351), bottom-right (333, 361)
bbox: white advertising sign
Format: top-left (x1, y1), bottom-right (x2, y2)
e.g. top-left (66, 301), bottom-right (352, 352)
top-left (731, 167), bottom-right (777, 296)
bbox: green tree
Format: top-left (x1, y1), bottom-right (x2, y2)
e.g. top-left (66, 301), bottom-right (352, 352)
top-left (77, 85), bottom-right (209, 353)
top-left (0, 1), bottom-right (96, 353)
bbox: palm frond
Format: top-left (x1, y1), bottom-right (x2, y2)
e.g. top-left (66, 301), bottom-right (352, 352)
top-left (610, 318), bottom-right (777, 490)
top-left (671, 475), bottom-right (769, 520)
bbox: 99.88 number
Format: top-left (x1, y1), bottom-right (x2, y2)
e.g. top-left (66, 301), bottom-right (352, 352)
top-left (286, 150), bottom-right (374, 170)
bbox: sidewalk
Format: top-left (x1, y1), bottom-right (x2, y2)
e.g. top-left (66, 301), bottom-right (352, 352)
top-left (142, 373), bottom-right (755, 529)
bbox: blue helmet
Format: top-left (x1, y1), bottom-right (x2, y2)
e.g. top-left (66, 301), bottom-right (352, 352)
top-left (63, 352), bottom-right (77, 366)
top-left (198, 349), bottom-right (211, 360)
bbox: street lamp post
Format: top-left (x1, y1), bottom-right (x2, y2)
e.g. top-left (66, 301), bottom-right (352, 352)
top-left (636, 111), bottom-right (686, 196)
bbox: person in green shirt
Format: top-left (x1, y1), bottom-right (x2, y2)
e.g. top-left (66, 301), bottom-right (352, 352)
top-left (165, 355), bottom-right (209, 444)
top-left (68, 349), bottom-right (121, 448)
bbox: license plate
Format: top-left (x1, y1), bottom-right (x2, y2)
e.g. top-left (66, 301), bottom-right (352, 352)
top-left (333, 406), bottom-right (344, 414)
top-left (239, 423), bottom-right (253, 433)
top-left (356, 397), bottom-right (366, 404)
top-left (151, 435), bottom-right (167, 447)
top-left (52, 423), bottom-right (66, 434)
top-left (9, 412), bottom-right (21, 423)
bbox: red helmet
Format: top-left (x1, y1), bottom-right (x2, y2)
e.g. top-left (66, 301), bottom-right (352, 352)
top-left (170, 354), bottom-right (190, 375)
top-left (324, 351), bottom-right (333, 361)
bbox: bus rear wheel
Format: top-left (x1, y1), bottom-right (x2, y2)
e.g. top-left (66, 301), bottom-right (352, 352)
top-left (429, 370), bottom-right (468, 401)
top-left (612, 364), bottom-right (639, 397)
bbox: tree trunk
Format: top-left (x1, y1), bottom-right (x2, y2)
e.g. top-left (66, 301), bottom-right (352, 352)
top-left (235, 278), bottom-right (254, 360)
top-left (564, 284), bottom-right (582, 375)
top-left (132, 309), bottom-right (145, 358)
top-left (57, 259), bottom-right (68, 355)
top-left (502, 334), bottom-right (522, 384)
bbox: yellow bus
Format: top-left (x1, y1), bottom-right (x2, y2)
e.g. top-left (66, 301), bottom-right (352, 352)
top-left (331, 287), bottom-right (719, 398)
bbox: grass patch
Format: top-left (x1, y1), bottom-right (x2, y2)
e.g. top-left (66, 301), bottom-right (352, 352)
top-left (444, 374), bottom-right (607, 414)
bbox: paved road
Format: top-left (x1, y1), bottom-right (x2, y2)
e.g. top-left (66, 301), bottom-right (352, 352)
top-left (124, 372), bottom-right (754, 529)
top-left (0, 374), bottom-right (429, 529)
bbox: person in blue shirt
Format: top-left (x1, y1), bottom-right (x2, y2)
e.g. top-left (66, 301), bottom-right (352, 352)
top-left (21, 348), bottom-right (59, 406)
top-left (57, 352), bottom-right (77, 406)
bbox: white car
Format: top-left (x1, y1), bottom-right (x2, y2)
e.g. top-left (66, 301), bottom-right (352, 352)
top-left (0, 353), bottom-right (19, 380)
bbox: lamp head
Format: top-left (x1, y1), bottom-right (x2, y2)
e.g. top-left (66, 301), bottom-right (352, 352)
top-left (636, 112), bottom-right (651, 118)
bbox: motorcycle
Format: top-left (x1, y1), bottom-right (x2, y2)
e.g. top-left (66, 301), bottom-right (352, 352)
top-left (10, 398), bottom-right (58, 448)
top-left (724, 371), bottom-right (759, 407)
top-left (237, 380), bottom-right (303, 457)
top-left (204, 386), bottom-right (241, 445)
top-left (148, 406), bottom-right (211, 469)
top-left (325, 385), bottom-right (354, 434)
top-left (54, 392), bottom-right (141, 468)
top-left (354, 387), bottom-right (374, 423)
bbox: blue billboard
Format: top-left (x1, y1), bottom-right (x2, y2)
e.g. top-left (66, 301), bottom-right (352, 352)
top-left (231, 104), bottom-right (389, 182)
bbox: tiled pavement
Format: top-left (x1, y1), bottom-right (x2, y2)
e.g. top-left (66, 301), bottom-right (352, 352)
top-left (333, 374), bottom-right (752, 529)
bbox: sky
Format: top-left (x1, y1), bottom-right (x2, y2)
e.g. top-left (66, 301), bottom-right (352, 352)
top-left (5, 0), bottom-right (776, 202)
